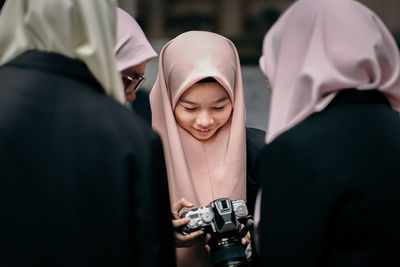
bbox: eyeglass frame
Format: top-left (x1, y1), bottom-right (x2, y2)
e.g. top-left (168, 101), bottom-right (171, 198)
top-left (121, 73), bottom-right (146, 92)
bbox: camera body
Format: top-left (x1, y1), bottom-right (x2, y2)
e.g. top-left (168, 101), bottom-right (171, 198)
top-left (180, 198), bottom-right (252, 267)
top-left (181, 198), bottom-right (248, 234)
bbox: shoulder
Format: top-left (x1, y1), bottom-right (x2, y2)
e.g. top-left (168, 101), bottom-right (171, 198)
top-left (245, 127), bottom-right (266, 177)
top-left (246, 127), bottom-right (266, 157)
top-left (73, 92), bottom-right (160, 155)
top-left (108, 105), bottom-right (159, 145)
top-left (246, 127), bottom-right (266, 142)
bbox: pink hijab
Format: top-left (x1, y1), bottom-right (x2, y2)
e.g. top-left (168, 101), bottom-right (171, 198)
top-left (259, 0), bottom-right (400, 143)
top-left (115, 8), bottom-right (157, 72)
top-left (150, 31), bottom-right (246, 267)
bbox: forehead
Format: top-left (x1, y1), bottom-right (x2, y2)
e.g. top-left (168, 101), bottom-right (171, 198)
top-left (181, 82), bottom-right (229, 100)
top-left (121, 62), bottom-right (146, 76)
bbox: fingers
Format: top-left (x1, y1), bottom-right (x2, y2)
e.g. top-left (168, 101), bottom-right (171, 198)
top-left (202, 233), bottom-right (212, 254)
top-left (175, 230), bottom-right (204, 247)
top-left (181, 230), bottom-right (204, 242)
top-left (172, 198), bottom-right (194, 215)
top-left (172, 212), bottom-right (180, 220)
top-left (242, 231), bottom-right (251, 245)
top-left (204, 233), bottom-right (211, 244)
top-left (172, 217), bottom-right (190, 229)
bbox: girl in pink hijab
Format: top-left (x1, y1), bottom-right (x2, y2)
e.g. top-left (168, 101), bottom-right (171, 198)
top-left (115, 8), bottom-right (157, 102)
top-left (256, 0), bottom-right (400, 266)
top-left (150, 31), bottom-right (265, 267)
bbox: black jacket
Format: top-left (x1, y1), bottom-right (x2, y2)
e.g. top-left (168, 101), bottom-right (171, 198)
top-left (246, 127), bottom-right (265, 215)
top-left (0, 51), bottom-right (176, 267)
top-left (246, 127), bottom-right (265, 267)
top-left (256, 89), bottom-right (400, 267)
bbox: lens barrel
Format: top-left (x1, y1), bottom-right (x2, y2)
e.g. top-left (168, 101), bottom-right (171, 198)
top-left (209, 234), bottom-right (249, 267)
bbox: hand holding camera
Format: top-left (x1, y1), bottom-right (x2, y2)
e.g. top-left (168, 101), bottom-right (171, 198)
top-left (171, 198), bottom-right (206, 248)
top-left (179, 198), bottom-right (254, 267)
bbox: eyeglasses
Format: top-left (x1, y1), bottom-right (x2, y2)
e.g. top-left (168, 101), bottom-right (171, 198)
top-left (121, 73), bottom-right (146, 92)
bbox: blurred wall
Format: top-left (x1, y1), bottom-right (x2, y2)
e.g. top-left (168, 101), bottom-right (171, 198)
top-left (118, 0), bottom-right (400, 131)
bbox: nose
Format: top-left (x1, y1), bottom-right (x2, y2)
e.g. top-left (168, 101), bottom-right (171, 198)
top-left (196, 111), bottom-right (214, 128)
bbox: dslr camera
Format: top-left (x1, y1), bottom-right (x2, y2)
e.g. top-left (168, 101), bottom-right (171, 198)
top-left (180, 198), bottom-right (253, 267)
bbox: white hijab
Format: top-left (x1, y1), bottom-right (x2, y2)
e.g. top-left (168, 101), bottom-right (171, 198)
top-left (0, 0), bottom-right (125, 104)
top-left (260, 0), bottom-right (400, 143)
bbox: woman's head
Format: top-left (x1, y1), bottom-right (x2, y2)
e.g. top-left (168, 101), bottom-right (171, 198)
top-left (0, 0), bottom-right (125, 104)
top-left (160, 31), bottom-right (237, 107)
top-left (120, 61), bottom-right (147, 102)
top-left (259, 0), bottom-right (400, 143)
top-left (149, 31), bottom-right (247, 207)
top-left (151, 31), bottom-right (242, 142)
top-left (115, 8), bottom-right (157, 101)
top-left (174, 78), bottom-right (233, 141)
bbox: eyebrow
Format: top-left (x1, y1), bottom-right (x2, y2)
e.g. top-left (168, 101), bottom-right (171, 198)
top-left (213, 96), bottom-right (229, 103)
top-left (179, 99), bottom-right (197, 105)
top-left (179, 96), bottom-right (229, 105)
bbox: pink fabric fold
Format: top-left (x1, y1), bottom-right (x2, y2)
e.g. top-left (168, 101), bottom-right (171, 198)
top-left (259, 0), bottom-right (400, 143)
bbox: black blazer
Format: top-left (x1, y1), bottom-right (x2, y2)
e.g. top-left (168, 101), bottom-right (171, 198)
top-left (246, 127), bottom-right (266, 215)
top-left (0, 51), bottom-right (175, 267)
top-left (256, 89), bottom-right (400, 267)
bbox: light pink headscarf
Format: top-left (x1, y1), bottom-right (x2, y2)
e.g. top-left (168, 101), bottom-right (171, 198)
top-left (150, 31), bottom-right (246, 267)
top-left (115, 8), bottom-right (157, 72)
top-left (260, 0), bottom-right (400, 144)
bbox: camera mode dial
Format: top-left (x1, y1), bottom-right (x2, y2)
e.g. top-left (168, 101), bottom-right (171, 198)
top-left (201, 212), bottom-right (213, 223)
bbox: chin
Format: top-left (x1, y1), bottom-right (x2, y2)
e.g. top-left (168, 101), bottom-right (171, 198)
top-left (194, 135), bottom-right (212, 141)
top-left (191, 129), bottom-right (218, 142)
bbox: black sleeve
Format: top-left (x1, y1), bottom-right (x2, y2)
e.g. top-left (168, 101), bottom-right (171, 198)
top-left (245, 127), bottom-right (266, 215)
top-left (256, 138), bottom-right (337, 267)
top-left (131, 132), bottom-right (176, 267)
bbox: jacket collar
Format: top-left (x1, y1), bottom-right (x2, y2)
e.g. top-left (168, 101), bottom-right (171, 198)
top-left (329, 88), bottom-right (391, 107)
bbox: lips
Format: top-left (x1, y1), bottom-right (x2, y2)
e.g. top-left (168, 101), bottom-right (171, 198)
top-left (194, 128), bottom-right (214, 136)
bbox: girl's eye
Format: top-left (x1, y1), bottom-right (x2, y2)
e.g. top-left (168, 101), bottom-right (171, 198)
top-left (213, 105), bottom-right (226, 110)
top-left (184, 107), bottom-right (197, 111)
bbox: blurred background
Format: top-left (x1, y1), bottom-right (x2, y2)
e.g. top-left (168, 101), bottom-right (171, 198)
top-left (1, 0), bottom-right (398, 130)
top-left (117, 0), bottom-right (400, 131)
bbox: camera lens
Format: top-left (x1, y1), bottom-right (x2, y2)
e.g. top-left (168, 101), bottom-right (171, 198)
top-left (209, 233), bottom-right (249, 267)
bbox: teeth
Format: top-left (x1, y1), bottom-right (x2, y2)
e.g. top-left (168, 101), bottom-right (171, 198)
top-left (194, 128), bottom-right (213, 133)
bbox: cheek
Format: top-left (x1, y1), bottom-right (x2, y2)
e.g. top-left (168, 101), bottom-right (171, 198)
top-left (217, 107), bottom-right (233, 124)
top-left (174, 109), bottom-right (193, 129)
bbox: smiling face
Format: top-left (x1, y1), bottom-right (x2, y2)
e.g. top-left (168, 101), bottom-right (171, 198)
top-left (174, 81), bottom-right (233, 142)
